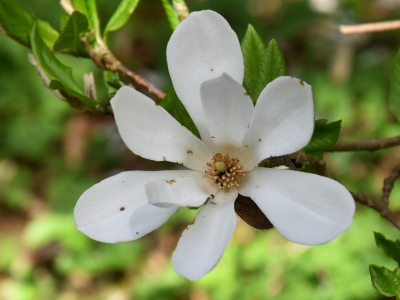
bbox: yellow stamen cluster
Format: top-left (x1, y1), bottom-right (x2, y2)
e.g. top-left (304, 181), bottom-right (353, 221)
top-left (206, 153), bottom-right (245, 189)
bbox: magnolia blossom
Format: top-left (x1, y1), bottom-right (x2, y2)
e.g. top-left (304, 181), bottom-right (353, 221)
top-left (74, 10), bottom-right (355, 280)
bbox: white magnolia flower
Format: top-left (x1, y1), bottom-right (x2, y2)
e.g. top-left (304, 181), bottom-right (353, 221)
top-left (74, 10), bottom-right (355, 280)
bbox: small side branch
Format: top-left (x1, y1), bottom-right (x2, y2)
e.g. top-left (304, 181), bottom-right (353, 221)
top-left (382, 166), bottom-right (400, 205)
top-left (326, 136), bottom-right (400, 152)
top-left (352, 166), bottom-right (400, 230)
top-left (340, 20), bottom-right (400, 35)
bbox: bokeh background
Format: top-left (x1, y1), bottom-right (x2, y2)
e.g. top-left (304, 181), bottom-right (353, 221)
top-left (1, 0), bottom-right (400, 299)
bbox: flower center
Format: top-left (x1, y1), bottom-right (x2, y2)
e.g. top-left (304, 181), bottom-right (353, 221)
top-left (206, 153), bottom-right (245, 189)
top-left (215, 161), bottom-right (228, 173)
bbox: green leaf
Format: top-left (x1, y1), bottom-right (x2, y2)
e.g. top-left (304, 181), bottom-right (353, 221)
top-left (0, 0), bottom-right (58, 48)
top-left (60, 13), bottom-right (69, 30)
top-left (70, 0), bottom-right (88, 16)
top-left (37, 20), bottom-right (59, 48)
top-left (369, 265), bottom-right (400, 297)
top-left (103, 71), bottom-right (123, 98)
top-left (53, 11), bottom-right (88, 56)
top-left (31, 23), bottom-right (81, 92)
top-left (49, 80), bottom-right (98, 111)
top-left (0, 0), bottom-right (35, 46)
top-left (374, 232), bottom-right (400, 265)
top-left (303, 119), bottom-right (342, 153)
top-left (241, 25), bottom-right (288, 104)
top-left (389, 48), bottom-right (400, 121)
top-left (71, 0), bottom-right (98, 32)
top-left (104, 0), bottom-right (139, 39)
top-left (160, 0), bottom-right (180, 30)
top-left (31, 23), bottom-right (100, 112)
top-left (160, 87), bottom-right (200, 139)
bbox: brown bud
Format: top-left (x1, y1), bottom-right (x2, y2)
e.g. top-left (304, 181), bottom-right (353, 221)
top-left (234, 195), bottom-right (274, 230)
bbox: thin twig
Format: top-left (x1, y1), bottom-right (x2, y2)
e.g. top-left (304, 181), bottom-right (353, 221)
top-left (81, 35), bottom-right (166, 100)
top-left (326, 136), bottom-right (400, 152)
top-left (116, 64), bottom-right (166, 99)
top-left (339, 20), bottom-right (400, 35)
top-left (351, 166), bottom-right (400, 230)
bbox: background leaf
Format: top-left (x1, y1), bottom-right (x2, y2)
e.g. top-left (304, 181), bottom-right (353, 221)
top-left (53, 11), bottom-right (88, 56)
top-left (369, 265), bottom-right (400, 298)
top-left (70, 0), bottom-right (98, 32)
top-left (389, 48), bottom-right (400, 121)
top-left (160, 0), bottom-right (180, 30)
top-left (104, 0), bottom-right (139, 39)
top-left (241, 24), bottom-right (288, 104)
top-left (374, 232), bottom-right (400, 266)
top-left (303, 119), bottom-right (342, 153)
top-left (0, 0), bottom-right (58, 47)
top-left (160, 87), bottom-right (200, 139)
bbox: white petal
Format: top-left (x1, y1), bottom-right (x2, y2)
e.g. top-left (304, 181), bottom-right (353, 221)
top-left (239, 77), bottom-right (314, 171)
top-left (172, 188), bottom-right (238, 280)
top-left (201, 73), bottom-right (254, 156)
top-left (74, 170), bottom-right (203, 243)
top-left (167, 10), bottom-right (244, 152)
top-left (145, 176), bottom-right (218, 208)
top-left (111, 86), bottom-right (212, 171)
top-left (238, 168), bottom-right (355, 245)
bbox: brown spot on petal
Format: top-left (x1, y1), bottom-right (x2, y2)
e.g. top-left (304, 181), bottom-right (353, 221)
top-left (299, 80), bottom-right (304, 86)
top-left (211, 136), bottom-right (215, 138)
top-left (136, 232), bottom-right (139, 235)
top-left (165, 179), bottom-right (176, 185)
top-left (210, 201), bottom-right (216, 205)
top-left (120, 207), bottom-right (125, 211)
top-left (245, 145), bottom-right (248, 148)
top-left (258, 139), bottom-right (262, 142)
top-left (163, 156), bottom-right (166, 161)
top-left (187, 150), bottom-right (193, 155)
top-left (154, 102), bottom-right (159, 106)
top-left (244, 92), bottom-right (249, 96)
top-left (211, 68), bottom-right (214, 71)
top-left (235, 195), bottom-right (274, 230)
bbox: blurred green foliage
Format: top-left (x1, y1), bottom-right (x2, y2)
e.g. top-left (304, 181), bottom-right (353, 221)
top-left (0, 0), bottom-right (400, 299)
top-left (370, 233), bottom-right (400, 298)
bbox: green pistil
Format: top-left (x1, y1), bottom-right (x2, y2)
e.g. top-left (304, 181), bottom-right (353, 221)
top-left (215, 161), bottom-right (228, 173)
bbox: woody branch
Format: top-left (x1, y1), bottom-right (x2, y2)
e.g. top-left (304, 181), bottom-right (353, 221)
top-left (327, 136), bottom-right (400, 152)
top-left (351, 165), bottom-right (400, 230)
